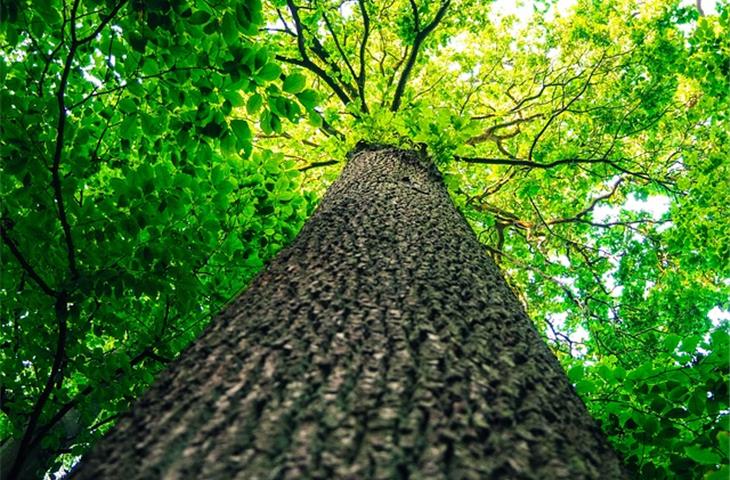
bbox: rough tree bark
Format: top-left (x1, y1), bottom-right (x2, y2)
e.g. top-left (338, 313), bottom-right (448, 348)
top-left (70, 145), bottom-right (625, 479)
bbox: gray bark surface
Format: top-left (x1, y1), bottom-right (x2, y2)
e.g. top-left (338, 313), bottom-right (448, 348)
top-left (71, 146), bottom-right (625, 479)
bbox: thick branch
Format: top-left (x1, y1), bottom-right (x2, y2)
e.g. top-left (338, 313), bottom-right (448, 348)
top-left (307, 33), bottom-right (360, 100)
top-left (466, 112), bottom-right (545, 146)
top-left (7, 5), bottom-right (129, 477)
top-left (275, 54), bottom-right (351, 107)
top-left (390, 0), bottom-right (450, 112)
top-left (51, 0), bottom-right (82, 280)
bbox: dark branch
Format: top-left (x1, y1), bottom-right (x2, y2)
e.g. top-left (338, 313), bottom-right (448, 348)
top-left (391, 0), bottom-right (450, 112)
top-left (75, 0), bottom-right (127, 45)
top-left (50, 0), bottom-right (131, 280)
top-left (320, 7), bottom-right (359, 90)
top-left (307, 31), bottom-right (360, 100)
top-left (8, 294), bottom-right (69, 479)
top-left (25, 343), bottom-right (172, 457)
top-left (0, 217), bottom-right (58, 297)
top-left (549, 179), bottom-right (624, 226)
top-left (283, 0), bottom-right (353, 108)
top-left (356, 0), bottom-right (370, 113)
top-left (527, 53), bottom-right (605, 162)
top-left (452, 155), bottom-right (671, 188)
top-left (53, 17), bottom-right (80, 279)
top-left (298, 159), bottom-right (340, 171)
top-left (275, 54), bottom-right (352, 108)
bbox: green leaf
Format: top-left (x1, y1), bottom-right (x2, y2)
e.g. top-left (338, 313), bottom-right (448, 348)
top-left (127, 81), bottom-right (145, 97)
top-left (201, 121), bottom-right (224, 138)
top-left (247, 94), bottom-right (263, 115)
top-left (259, 111), bottom-right (272, 135)
top-left (142, 58), bottom-right (159, 76)
top-left (668, 385), bottom-right (689, 402)
top-left (119, 98), bottom-right (137, 114)
top-left (224, 91), bottom-right (245, 107)
top-left (296, 89), bottom-right (318, 109)
top-left (269, 113), bottom-right (282, 133)
top-left (257, 63), bottom-right (281, 82)
top-left (119, 116), bottom-right (138, 140)
top-left (189, 10), bottom-right (211, 25)
top-left (231, 119), bottom-right (251, 143)
top-left (575, 380), bottom-right (596, 395)
top-left (221, 12), bottom-right (237, 45)
top-left (706, 466), bottom-right (730, 480)
top-left (663, 334), bottom-right (681, 352)
top-left (568, 365), bottom-right (584, 382)
top-left (681, 335), bottom-right (702, 354)
top-left (283, 73), bottom-right (306, 94)
top-left (688, 389), bottom-right (706, 416)
top-left (308, 110), bottom-right (322, 127)
top-left (127, 32), bottom-right (147, 53)
top-left (685, 445), bottom-right (721, 465)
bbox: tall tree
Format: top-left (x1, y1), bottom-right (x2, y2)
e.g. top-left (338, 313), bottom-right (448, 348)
top-left (1, 0), bottom-right (727, 478)
top-left (71, 144), bottom-right (625, 478)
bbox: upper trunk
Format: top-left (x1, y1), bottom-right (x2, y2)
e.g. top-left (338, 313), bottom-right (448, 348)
top-left (70, 146), bottom-right (624, 479)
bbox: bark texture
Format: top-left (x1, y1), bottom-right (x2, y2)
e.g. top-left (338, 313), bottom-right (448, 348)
top-left (71, 146), bottom-right (625, 479)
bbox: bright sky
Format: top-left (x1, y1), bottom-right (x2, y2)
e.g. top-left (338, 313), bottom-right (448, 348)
top-left (490, 0), bottom-right (719, 20)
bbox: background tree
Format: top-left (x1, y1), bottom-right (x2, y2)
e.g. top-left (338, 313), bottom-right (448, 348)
top-left (1, 0), bottom-right (728, 478)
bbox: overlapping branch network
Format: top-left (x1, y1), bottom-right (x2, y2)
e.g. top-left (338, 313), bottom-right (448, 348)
top-left (270, 0), bottom-right (451, 117)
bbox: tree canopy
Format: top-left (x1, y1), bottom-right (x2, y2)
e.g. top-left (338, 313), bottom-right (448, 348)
top-left (0, 0), bottom-right (728, 478)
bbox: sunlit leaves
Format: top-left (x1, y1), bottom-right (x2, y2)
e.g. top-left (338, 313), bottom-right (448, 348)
top-left (0, 0), bottom-right (314, 476)
top-left (283, 72), bottom-right (307, 93)
top-left (258, 1), bottom-right (728, 478)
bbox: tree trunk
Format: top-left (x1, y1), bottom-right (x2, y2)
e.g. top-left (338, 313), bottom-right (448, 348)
top-left (70, 146), bottom-right (625, 479)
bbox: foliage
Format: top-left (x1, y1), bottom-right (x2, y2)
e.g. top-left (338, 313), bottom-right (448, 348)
top-left (0, 0), bottom-right (316, 476)
top-left (1, 0), bottom-right (728, 478)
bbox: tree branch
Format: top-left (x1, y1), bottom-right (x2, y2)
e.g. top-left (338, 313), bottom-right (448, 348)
top-left (549, 179), bottom-right (624, 226)
top-left (356, 0), bottom-right (370, 113)
top-left (0, 217), bottom-right (58, 298)
top-left (50, 37), bottom-right (76, 269)
top-left (527, 53), bottom-right (605, 162)
top-left (320, 7), bottom-right (359, 89)
top-left (390, 0), bottom-right (450, 112)
top-left (283, 0), bottom-right (353, 108)
top-left (466, 112), bottom-right (545, 146)
top-left (7, 5), bottom-right (128, 476)
top-left (298, 159), bottom-right (340, 171)
top-left (275, 54), bottom-right (352, 107)
top-left (452, 154), bottom-right (671, 188)
top-left (75, 0), bottom-right (127, 45)
top-left (50, 0), bottom-right (131, 280)
top-left (8, 294), bottom-right (69, 479)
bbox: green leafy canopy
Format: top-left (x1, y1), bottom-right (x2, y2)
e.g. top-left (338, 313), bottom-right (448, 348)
top-left (1, 0), bottom-right (728, 478)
